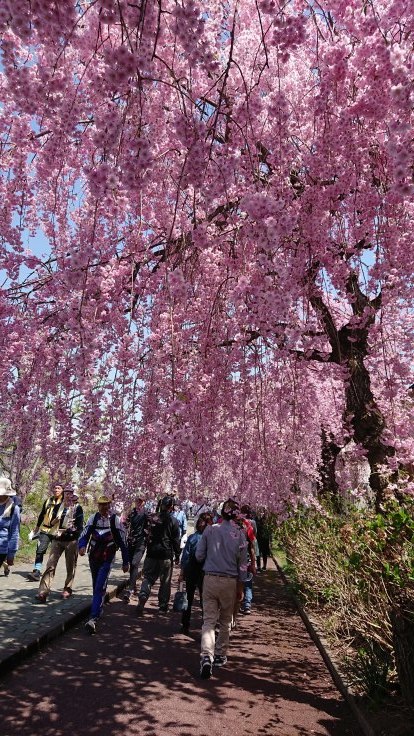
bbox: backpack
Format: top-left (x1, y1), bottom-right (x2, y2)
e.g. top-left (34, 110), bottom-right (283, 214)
top-left (87, 513), bottom-right (122, 563)
top-left (183, 533), bottom-right (203, 577)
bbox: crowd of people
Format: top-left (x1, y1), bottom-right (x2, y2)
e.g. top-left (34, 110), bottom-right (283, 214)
top-left (0, 475), bottom-right (273, 679)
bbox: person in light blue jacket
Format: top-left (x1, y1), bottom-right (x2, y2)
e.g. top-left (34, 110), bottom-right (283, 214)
top-left (0, 477), bottom-right (21, 575)
top-left (172, 502), bottom-right (188, 547)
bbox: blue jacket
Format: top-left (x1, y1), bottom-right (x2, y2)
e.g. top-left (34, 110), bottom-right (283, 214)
top-left (0, 500), bottom-right (20, 559)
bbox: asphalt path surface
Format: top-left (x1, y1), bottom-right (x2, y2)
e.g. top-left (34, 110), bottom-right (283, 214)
top-left (1, 565), bottom-right (362, 736)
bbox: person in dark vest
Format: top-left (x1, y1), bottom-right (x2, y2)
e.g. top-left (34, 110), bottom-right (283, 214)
top-left (78, 495), bottom-right (129, 634)
top-left (34, 488), bottom-right (84, 603)
top-left (28, 483), bottom-right (65, 581)
top-left (136, 495), bottom-right (181, 615)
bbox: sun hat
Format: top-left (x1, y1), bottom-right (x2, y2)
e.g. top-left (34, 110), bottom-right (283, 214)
top-left (97, 495), bottom-right (111, 504)
top-left (0, 477), bottom-right (14, 497)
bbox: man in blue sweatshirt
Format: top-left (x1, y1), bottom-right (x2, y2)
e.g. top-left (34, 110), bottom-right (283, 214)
top-left (79, 495), bottom-right (129, 634)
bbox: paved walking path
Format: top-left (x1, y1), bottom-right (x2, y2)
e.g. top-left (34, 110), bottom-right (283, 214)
top-left (0, 557), bottom-right (362, 736)
top-left (0, 554), bottom-right (128, 672)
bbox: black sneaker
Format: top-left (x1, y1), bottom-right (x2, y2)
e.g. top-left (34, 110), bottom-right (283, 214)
top-left (28, 570), bottom-right (41, 582)
top-left (136, 597), bottom-right (146, 616)
top-left (200, 656), bottom-right (213, 679)
top-left (240, 606), bottom-right (251, 615)
top-left (158, 605), bottom-right (169, 614)
top-left (122, 590), bottom-right (131, 603)
top-left (213, 655), bottom-right (227, 667)
top-left (34, 593), bottom-right (47, 604)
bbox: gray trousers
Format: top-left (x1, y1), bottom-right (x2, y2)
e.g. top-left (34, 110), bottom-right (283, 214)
top-left (138, 557), bottom-right (173, 608)
top-left (127, 546), bottom-right (146, 593)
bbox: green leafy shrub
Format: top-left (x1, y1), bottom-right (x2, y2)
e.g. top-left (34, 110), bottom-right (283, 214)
top-left (274, 497), bottom-right (414, 701)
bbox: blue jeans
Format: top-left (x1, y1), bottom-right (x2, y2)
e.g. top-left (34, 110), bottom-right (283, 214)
top-left (242, 576), bottom-right (253, 610)
top-left (34, 532), bottom-right (52, 571)
top-left (89, 558), bottom-right (113, 619)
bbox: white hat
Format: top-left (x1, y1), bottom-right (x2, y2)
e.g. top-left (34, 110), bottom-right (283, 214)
top-left (0, 477), bottom-right (15, 496)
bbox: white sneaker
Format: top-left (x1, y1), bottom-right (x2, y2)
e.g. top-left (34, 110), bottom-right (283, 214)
top-left (85, 618), bottom-right (97, 634)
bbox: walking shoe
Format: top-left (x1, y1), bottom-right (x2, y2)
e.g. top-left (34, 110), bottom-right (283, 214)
top-left (136, 597), bottom-right (146, 616)
top-left (28, 570), bottom-right (41, 582)
top-left (61, 589), bottom-right (72, 599)
top-left (85, 618), bottom-right (97, 634)
top-left (213, 655), bottom-right (227, 667)
top-left (122, 590), bottom-right (131, 603)
top-left (200, 656), bottom-right (213, 679)
top-left (3, 564), bottom-right (10, 577)
top-left (34, 593), bottom-right (47, 604)
top-left (158, 605), bottom-right (169, 613)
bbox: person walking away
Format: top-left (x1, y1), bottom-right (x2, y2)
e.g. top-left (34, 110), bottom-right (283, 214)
top-left (79, 495), bottom-right (129, 634)
top-left (28, 483), bottom-right (65, 581)
top-left (123, 494), bottom-right (148, 602)
top-left (0, 477), bottom-right (21, 576)
top-left (178, 512), bottom-right (213, 633)
top-left (136, 495), bottom-right (181, 615)
top-left (256, 510), bottom-right (272, 571)
top-left (195, 498), bottom-right (248, 679)
top-left (173, 501), bottom-right (188, 548)
top-left (238, 505), bottom-right (258, 615)
top-left (34, 488), bottom-right (84, 603)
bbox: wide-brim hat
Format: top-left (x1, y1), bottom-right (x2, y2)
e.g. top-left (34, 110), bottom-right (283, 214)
top-left (97, 495), bottom-right (111, 504)
top-left (0, 477), bottom-right (15, 496)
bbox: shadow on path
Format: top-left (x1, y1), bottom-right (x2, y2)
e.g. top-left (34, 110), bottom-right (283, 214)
top-left (1, 567), bottom-right (362, 736)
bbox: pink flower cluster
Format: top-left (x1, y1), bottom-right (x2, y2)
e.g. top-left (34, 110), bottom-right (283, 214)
top-left (0, 1), bottom-right (413, 507)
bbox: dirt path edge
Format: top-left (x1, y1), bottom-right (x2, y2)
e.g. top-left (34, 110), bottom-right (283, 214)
top-left (272, 554), bottom-right (376, 736)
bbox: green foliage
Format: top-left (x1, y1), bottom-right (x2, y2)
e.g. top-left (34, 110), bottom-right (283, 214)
top-left (274, 497), bottom-right (414, 700)
top-left (345, 641), bottom-right (392, 704)
top-left (18, 521), bottom-right (38, 562)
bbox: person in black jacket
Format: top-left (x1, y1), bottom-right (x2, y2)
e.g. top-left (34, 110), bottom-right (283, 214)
top-left (123, 495), bottom-right (148, 602)
top-left (136, 496), bottom-right (181, 615)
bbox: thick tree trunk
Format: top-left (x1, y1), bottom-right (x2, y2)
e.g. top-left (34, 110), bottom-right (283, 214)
top-left (310, 279), bottom-right (395, 508)
top-left (318, 429), bottom-right (342, 511)
top-left (343, 343), bottom-right (396, 510)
